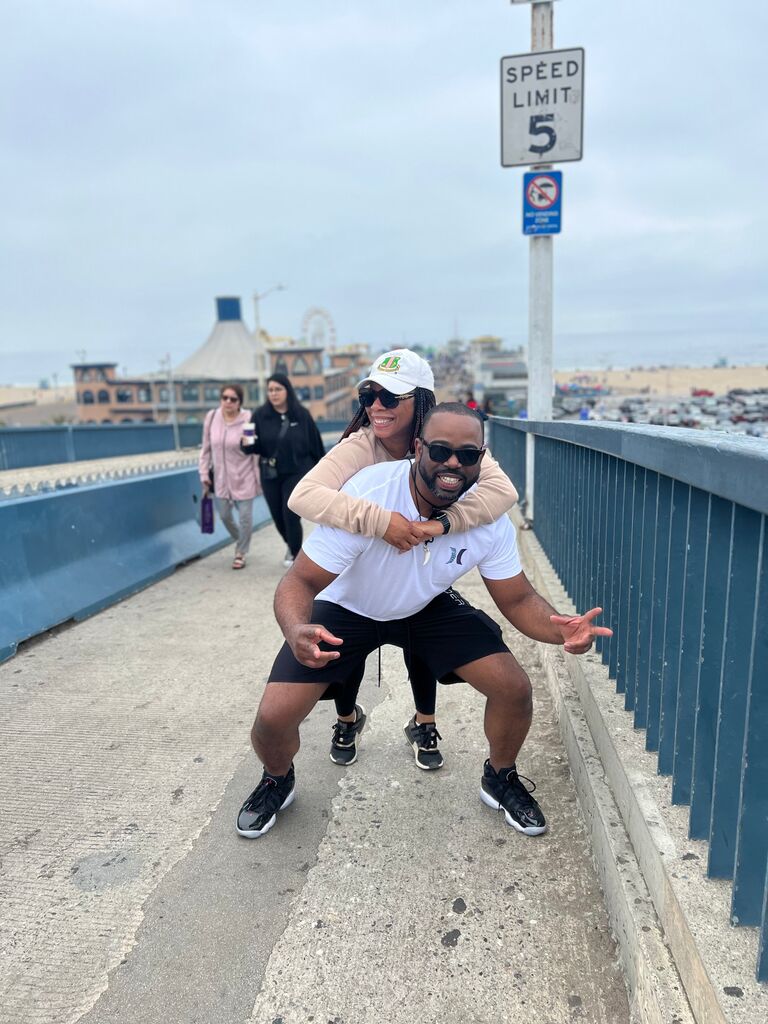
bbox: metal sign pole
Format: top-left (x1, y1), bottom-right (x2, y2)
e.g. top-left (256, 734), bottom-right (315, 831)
top-left (525, 0), bottom-right (554, 522)
top-left (503, 3), bottom-right (583, 522)
top-left (253, 292), bottom-right (265, 405)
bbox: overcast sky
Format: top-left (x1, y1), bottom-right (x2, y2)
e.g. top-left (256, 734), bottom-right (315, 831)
top-left (1, 0), bottom-right (766, 384)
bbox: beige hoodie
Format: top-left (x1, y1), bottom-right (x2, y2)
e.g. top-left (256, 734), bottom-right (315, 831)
top-left (287, 426), bottom-right (518, 538)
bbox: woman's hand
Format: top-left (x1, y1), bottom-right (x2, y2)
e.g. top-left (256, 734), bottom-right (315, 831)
top-left (409, 519), bottom-right (443, 542)
top-left (383, 511), bottom-right (425, 552)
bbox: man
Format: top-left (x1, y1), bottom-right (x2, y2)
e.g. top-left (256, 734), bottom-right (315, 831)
top-left (237, 403), bottom-right (611, 839)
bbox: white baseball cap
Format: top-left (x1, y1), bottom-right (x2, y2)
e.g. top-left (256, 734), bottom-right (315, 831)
top-left (357, 348), bottom-right (435, 395)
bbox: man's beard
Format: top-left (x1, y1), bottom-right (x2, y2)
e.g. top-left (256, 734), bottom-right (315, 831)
top-left (416, 458), bottom-right (474, 504)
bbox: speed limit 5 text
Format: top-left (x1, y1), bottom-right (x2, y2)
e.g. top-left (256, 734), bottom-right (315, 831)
top-left (505, 59), bottom-right (580, 107)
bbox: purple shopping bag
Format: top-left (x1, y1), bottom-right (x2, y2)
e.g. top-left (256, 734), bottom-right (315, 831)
top-left (201, 494), bottom-right (214, 534)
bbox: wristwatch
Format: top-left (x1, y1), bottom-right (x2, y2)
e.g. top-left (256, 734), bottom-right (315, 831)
top-left (432, 512), bottom-right (451, 534)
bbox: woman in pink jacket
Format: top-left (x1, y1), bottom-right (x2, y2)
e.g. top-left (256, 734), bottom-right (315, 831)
top-left (199, 383), bottom-right (262, 569)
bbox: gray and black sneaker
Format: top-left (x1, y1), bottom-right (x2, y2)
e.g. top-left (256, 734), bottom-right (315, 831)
top-left (480, 760), bottom-right (547, 836)
top-left (403, 716), bottom-right (444, 770)
top-left (236, 765), bottom-right (296, 838)
top-left (329, 704), bottom-right (366, 766)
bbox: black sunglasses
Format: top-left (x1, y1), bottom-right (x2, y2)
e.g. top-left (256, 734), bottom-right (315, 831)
top-left (420, 440), bottom-right (486, 467)
top-left (358, 387), bottom-right (415, 410)
top-left (221, 395), bottom-right (240, 403)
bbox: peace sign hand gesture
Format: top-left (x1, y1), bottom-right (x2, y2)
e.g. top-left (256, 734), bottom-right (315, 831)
top-left (286, 624), bottom-right (343, 668)
top-left (549, 607), bottom-right (613, 655)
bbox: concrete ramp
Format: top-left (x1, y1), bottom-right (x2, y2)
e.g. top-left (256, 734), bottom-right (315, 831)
top-left (247, 637), bottom-right (629, 1024)
top-left (1, 523), bottom-right (630, 1024)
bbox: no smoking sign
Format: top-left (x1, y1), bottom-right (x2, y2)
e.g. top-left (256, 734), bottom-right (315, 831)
top-left (527, 174), bottom-right (558, 208)
top-left (522, 170), bottom-right (562, 235)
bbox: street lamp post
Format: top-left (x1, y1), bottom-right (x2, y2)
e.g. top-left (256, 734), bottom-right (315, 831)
top-left (160, 354), bottom-right (180, 451)
top-left (253, 284), bottom-right (285, 402)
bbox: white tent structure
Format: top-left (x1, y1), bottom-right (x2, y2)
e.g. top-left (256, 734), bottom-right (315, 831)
top-left (176, 297), bottom-right (267, 382)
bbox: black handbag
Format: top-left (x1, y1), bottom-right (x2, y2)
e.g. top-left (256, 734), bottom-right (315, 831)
top-left (260, 458), bottom-right (279, 481)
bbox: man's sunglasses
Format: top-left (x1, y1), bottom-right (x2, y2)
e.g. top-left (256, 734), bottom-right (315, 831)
top-left (420, 440), bottom-right (486, 467)
top-left (358, 387), bottom-right (415, 410)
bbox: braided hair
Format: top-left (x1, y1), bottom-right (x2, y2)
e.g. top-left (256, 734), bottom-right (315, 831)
top-left (341, 386), bottom-right (436, 454)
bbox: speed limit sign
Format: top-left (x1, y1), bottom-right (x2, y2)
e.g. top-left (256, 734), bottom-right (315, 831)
top-left (500, 47), bottom-right (584, 167)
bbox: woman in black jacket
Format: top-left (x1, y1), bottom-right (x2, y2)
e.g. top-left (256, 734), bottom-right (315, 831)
top-left (243, 373), bottom-right (325, 567)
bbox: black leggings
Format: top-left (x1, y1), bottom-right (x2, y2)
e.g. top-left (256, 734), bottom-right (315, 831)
top-left (261, 473), bottom-right (304, 557)
top-left (334, 652), bottom-right (437, 718)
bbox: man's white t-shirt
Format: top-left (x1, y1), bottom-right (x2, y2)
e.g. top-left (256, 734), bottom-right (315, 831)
top-left (303, 460), bottom-right (522, 621)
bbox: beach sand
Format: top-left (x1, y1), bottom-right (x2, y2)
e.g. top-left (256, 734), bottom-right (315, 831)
top-left (554, 364), bottom-right (768, 398)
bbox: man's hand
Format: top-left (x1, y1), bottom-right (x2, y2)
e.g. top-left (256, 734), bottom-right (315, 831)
top-left (286, 624), bottom-right (343, 668)
top-left (549, 607), bottom-right (613, 655)
top-left (383, 511), bottom-right (424, 551)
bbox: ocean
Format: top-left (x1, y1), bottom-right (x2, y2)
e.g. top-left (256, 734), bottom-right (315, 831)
top-left (552, 330), bottom-right (767, 371)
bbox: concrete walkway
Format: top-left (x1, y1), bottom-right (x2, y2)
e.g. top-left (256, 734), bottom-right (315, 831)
top-left (0, 521), bottom-right (630, 1024)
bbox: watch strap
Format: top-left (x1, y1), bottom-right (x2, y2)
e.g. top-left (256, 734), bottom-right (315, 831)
top-left (433, 512), bottom-right (451, 534)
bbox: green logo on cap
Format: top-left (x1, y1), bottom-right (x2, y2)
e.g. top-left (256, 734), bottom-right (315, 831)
top-left (378, 355), bottom-right (401, 373)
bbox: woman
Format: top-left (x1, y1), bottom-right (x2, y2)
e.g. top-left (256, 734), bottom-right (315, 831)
top-left (288, 348), bottom-right (518, 770)
top-left (243, 373), bottom-right (325, 568)
top-left (199, 383), bottom-right (261, 570)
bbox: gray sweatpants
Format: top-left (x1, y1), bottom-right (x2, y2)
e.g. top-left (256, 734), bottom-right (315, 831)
top-left (215, 498), bottom-right (254, 556)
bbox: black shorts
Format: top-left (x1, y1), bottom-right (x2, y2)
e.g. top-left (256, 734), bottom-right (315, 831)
top-left (267, 589), bottom-right (509, 695)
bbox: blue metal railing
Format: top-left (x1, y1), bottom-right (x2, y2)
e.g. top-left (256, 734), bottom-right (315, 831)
top-left (492, 421), bottom-right (527, 503)
top-left (489, 416), bottom-right (768, 982)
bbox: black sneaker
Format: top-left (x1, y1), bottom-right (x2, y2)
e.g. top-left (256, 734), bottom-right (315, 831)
top-left (403, 716), bottom-right (444, 770)
top-left (480, 760), bottom-right (547, 836)
top-left (236, 765), bottom-right (296, 838)
top-left (329, 704), bottom-right (366, 766)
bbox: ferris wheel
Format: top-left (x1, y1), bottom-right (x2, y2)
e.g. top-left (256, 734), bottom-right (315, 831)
top-left (301, 307), bottom-right (337, 348)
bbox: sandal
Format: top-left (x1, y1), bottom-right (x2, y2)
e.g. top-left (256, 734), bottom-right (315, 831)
top-left (232, 555), bottom-right (246, 570)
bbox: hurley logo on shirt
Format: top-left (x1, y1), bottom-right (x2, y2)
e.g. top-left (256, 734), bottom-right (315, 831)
top-left (446, 547), bottom-right (468, 566)
top-left (377, 355), bottom-right (402, 373)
